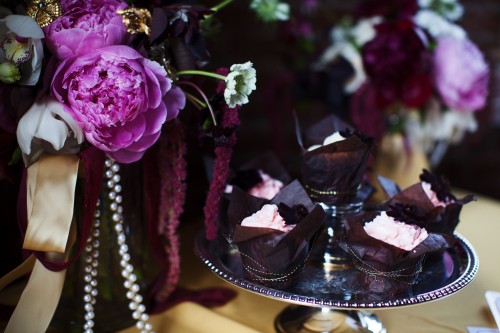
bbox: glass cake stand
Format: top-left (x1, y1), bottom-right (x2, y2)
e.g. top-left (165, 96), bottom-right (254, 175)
top-left (194, 232), bottom-right (479, 333)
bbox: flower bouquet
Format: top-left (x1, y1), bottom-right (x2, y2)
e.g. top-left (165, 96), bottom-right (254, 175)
top-left (227, 180), bottom-right (326, 289)
top-left (0, 0), bottom-right (267, 332)
top-left (315, 0), bottom-right (489, 168)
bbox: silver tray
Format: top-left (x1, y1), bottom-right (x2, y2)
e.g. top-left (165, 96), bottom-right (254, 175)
top-left (195, 231), bottom-right (479, 310)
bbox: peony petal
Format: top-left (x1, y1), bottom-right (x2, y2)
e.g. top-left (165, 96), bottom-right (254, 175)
top-left (125, 131), bottom-right (161, 152)
top-left (99, 45), bottom-right (143, 61)
top-left (107, 149), bottom-right (145, 164)
top-left (143, 65), bottom-right (162, 108)
top-left (143, 103), bottom-right (167, 135)
top-left (164, 85), bottom-right (186, 121)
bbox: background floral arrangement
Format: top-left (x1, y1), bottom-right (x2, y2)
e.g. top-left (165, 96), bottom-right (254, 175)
top-left (0, 0), bottom-right (293, 331)
top-left (314, 0), bottom-right (490, 166)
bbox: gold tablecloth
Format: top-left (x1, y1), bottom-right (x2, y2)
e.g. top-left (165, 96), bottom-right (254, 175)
top-left (2, 191), bottom-right (499, 333)
top-left (120, 191), bottom-right (500, 333)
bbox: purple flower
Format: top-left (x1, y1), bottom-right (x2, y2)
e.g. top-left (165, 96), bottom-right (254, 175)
top-left (434, 37), bottom-right (489, 111)
top-left (51, 45), bottom-right (186, 163)
top-left (44, 0), bottom-right (129, 60)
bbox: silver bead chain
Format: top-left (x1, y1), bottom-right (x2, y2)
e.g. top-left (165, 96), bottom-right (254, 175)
top-left (82, 159), bottom-right (155, 333)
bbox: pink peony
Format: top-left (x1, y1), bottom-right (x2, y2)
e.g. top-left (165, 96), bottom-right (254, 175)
top-left (51, 45), bottom-right (185, 163)
top-left (241, 204), bottom-right (294, 232)
top-left (247, 171), bottom-right (284, 200)
top-left (421, 181), bottom-right (453, 207)
top-left (44, 0), bottom-right (129, 60)
top-left (434, 37), bottom-right (489, 111)
top-left (363, 211), bottom-right (428, 251)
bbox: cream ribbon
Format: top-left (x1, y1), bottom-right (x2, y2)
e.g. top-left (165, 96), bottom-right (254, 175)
top-left (0, 154), bottom-right (80, 333)
top-left (24, 154), bottom-right (80, 252)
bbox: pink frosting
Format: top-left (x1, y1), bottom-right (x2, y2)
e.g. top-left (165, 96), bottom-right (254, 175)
top-left (363, 212), bottom-right (429, 251)
top-left (241, 204), bottom-right (294, 232)
top-left (421, 182), bottom-right (453, 207)
top-left (248, 171), bottom-right (284, 200)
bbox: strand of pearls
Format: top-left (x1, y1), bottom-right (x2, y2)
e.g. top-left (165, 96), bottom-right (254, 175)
top-left (82, 201), bottom-right (100, 333)
top-left (82, 159), bottom-right (154, 333)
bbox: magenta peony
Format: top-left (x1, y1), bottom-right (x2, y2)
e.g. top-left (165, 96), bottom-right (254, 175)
top-left (51, 45), bottom-right (185, 163)
top-left (362, 19), bottom-right (433, 108)
top-left (433, 37), bottom-right (489, 111)
top-left (44, 0), bottom-right (129, 60)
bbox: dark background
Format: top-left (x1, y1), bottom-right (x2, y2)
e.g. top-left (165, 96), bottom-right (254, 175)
top-left (202, 0), bottom-right (500, 200)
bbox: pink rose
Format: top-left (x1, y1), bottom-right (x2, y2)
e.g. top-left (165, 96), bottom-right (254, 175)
top-left (434, 37), bottom-right (489, 111)
top-left (247, 171), bottom-right (284, 200)
top-left (51, 45), bottom-right (185, 163)
top-left (421, 181), bottom-right (453, 207)
top-left (363, 211), bottom-right (428, 251)
top-left (44, 0), bottom-right (129, 60)
top-left (241, 204), bottom-right (294, 232)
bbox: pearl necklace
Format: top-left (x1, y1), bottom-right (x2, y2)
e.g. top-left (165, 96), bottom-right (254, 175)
top-left (82, 159), bottom-right (154, 333)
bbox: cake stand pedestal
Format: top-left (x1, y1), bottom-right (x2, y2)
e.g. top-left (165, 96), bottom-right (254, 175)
top-left (195, 232), bottom-right (478, 333)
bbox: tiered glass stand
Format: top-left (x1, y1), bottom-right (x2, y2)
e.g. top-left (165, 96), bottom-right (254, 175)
top-left (195, 232), bottom-right (478, 333)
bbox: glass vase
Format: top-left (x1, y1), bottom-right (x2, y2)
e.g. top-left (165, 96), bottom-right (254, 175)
top-left (49, 160), bottom-right (161, 333)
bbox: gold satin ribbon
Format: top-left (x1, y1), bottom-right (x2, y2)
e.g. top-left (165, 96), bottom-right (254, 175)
top-left (24, 154), bottom-right (80, 252)
top-left (0, 154), bottom-right (80, 333)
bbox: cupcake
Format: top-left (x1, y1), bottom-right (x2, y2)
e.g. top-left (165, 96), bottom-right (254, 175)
top-left (218, 151), bottom-right (291, 240)
top-left (339, 208), bottom-right (454, 295)
top-left (295, 114), bottom-right (374, 206)
top-left (228, 180), bottom-right (326, 289)
top-left (386, 169), bottom-right (476, 235)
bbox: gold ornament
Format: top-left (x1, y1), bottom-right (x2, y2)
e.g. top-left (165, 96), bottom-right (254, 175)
top-left (117, 8), bottom-right (152, 37)
top-left (26, 0), bottom-right (62, 28)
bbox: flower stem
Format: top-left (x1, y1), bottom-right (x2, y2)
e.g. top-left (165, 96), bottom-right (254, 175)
top-left (176, 70), bottom-right (226, 81)
top-left (184, 92), bottom-right (207, 109)
top-left (177, 81), bottom-right (217, 126)
top-left (211, 0), bottom-right (234, 12)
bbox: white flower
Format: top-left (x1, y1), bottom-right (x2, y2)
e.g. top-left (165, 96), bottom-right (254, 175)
top-left (418, 0), bottom-right (464, 21)
top-left (404, 102), bottom-right (478, 165)
top-left (250, 0), bottom-right (290, 22)
top-left (16, 97), bottom-right (84, 165)
top-left (350, 17), bottom-right (381, 47)
top-left (414, 10), bottom-right (466, 39)
top-left (224, 61), bottom-right (257, 108)
top-left (0, 14), bottom-right (44, 85)
top-left (314, 41), bottom-right (367, 94)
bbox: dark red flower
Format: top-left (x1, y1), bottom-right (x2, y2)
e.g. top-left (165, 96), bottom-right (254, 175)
top-left (362, 19), bottom-right (433, 108)
top-left (350, 84), bottom-right (387, 140)
top-left (356, 0), bottom-right (419, 20)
